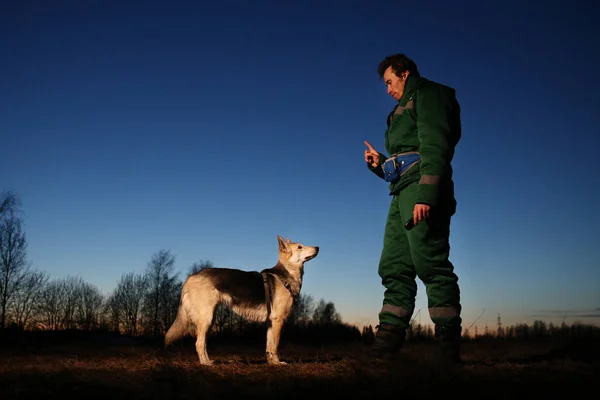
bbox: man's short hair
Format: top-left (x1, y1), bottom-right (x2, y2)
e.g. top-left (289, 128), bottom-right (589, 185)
top-left (377, 53), bottom-right (421, 79)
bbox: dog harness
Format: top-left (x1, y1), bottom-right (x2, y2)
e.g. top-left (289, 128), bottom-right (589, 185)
top-left (261, 271), bottom-right (296, 316)
top-left (262, 272), bottom-right (273, 316)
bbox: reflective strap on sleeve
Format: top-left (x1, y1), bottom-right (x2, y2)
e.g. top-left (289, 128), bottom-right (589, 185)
top-left (419, 174), bottom-right (440, 185)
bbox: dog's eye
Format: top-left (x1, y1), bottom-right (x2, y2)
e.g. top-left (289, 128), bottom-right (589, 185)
top-left (298, 245), bottom-right (302, 249)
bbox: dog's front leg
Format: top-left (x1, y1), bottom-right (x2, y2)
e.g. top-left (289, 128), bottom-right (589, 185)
top-left (266, 317), bottom-right (287, 365)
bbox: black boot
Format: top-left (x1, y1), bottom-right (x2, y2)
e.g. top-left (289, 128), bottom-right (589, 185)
top-left (434, 324), bottom-right (462, 363)
top-left (370, 323), bottom-right (406, 361)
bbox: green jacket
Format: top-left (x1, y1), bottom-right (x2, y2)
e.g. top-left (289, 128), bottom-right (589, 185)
top-left (368, 75), bottom-right (461, 206)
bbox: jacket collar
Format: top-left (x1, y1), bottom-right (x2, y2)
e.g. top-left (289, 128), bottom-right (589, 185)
top-left (398, 74), bottom-right (419, 106)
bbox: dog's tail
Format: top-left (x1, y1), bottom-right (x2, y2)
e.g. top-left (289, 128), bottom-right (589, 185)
top-left (164, 295), bottom-right (189, 349)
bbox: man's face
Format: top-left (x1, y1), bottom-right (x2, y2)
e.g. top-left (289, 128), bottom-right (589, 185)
top-left (383, 66), bottom-right (409, 101)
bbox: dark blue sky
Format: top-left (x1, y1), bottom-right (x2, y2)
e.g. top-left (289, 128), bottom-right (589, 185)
top-left (2, 0), bottom-right (599, 329)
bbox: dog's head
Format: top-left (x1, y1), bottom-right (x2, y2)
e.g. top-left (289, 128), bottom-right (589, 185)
top-left (277, 235), bottom-right (319, 266)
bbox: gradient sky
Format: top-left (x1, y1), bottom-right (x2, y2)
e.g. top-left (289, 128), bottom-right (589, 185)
top-left (2, 0), bottom-right (599, 332)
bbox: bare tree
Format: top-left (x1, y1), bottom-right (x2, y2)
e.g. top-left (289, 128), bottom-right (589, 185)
top-left (40, 279), bottom-right (66, 330)
top-left (0, 191), bottom-right (18, 219)
top-left (37, 276), bottom-right (96, 330)
top-left (497, 312), bottom-right (504, 338)
top-left (11, 269), bottom-right (49, 329)
top-left (103, 292), bottom-right (122, 333)
top-left (323, 301), bottom-right (341, 324)
top-left (75, 281), bottom-right (104, 330)
top-left (112, 272), bottom-right (147, 336)
top-left (362, 325), bottom-right (375, 343)
top-left (142, 249), bottom-right (178, 337)
top-left (160, 276), bottom-right (182, 334)
top-left (188, 260), bottom-right (213, 276)
top-left (0, 191), bottom-right (29, 329)
top-left (59, 276), bottom-right (87, 329)
top-left (312, 298), bottom-right (341, 325)
top-left (290, 293), bottom-right (314, 326)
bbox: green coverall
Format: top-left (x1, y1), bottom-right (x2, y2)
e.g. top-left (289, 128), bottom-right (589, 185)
top-left (368, 74), bottom-right (462, 331)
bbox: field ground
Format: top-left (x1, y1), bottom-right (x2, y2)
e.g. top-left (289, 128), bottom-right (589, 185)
top-left (0, 331), bottom-right (598, 399)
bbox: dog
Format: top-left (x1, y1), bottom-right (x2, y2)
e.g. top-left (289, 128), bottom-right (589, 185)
top-left (164, 235), bottom-right (319, 365)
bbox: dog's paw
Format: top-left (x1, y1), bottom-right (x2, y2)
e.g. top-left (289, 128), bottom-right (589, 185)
top-left (269, 360), bottom-right (288, 366)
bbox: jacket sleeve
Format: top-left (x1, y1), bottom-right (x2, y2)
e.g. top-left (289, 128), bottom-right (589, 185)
top-left (367, 151), bottom-right (387, 179)
top-left (415, 84), bottom-right (458, 206)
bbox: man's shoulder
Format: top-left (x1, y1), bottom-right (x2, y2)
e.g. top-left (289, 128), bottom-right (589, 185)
top-left (417, 77), bottom-right (456, 97)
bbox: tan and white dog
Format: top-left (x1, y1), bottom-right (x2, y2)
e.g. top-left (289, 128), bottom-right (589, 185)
top-left (164, 235), bottom-right (319, 365)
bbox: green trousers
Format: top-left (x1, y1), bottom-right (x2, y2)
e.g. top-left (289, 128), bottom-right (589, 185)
top-left (378, 180), bottom-right (462, 330)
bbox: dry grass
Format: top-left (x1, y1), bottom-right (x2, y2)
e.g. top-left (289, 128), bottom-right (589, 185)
top-left (0, 333), bottom-right (597, 399)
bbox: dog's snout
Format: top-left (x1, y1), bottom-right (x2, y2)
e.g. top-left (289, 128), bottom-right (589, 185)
top-left (314, 246), bottom-right (319, 252)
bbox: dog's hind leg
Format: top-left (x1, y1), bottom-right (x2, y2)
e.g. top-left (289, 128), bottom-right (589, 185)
top-left (266, 316), bottom-right (287, 365)
top-left (195, 321), bottom-right (213, 366)
top-left (188, 296), bottom-right (218, 366)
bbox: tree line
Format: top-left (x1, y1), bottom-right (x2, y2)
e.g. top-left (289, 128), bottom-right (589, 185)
top-left (3, 191), bottom-right (597, 343)
top-left (0, 191), bottom-right (353, 339)
top-left (360, 318), bottom-right (600, 344)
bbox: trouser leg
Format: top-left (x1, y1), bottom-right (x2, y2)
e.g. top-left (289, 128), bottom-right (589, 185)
top-left (371, 194), bottom-right (417, 358)
top-left (377, 195), bottom-right (417, 330)
top-left (400, 181), bottom-right (462, 361)
top-left (399, 182), bottom-right (462, 328)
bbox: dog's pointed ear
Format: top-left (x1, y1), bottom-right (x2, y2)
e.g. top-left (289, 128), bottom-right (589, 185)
top-left (277, 235), bottom-right (290, 253)
top-left (285, 237), bottom-right (291, 243)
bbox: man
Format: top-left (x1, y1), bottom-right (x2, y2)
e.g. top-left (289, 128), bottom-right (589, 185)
top-left (364, 53), bottom-right (463, 363)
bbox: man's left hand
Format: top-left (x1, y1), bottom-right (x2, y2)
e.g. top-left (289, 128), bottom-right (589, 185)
top-left (413, 203), bottom-right (431, 224)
